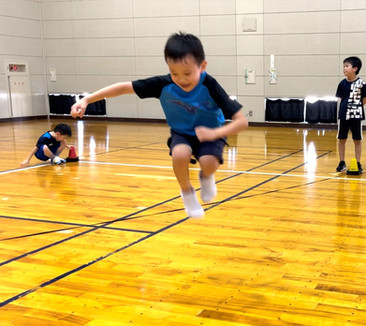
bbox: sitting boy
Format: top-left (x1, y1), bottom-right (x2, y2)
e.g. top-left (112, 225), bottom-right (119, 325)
top-left (21, 123), bottom-right (72, 167)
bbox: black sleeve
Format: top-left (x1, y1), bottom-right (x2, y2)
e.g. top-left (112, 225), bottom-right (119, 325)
top-left (35, 134), bottom-right (47, 148)
top-left (132, 75), bottom-right (172, 99)
top-left (362, 82), bottom-right (366, 99)
top-left (203, 74), bottom-right (243, 119)
top-left (336, 80), bottom-right (345, 98)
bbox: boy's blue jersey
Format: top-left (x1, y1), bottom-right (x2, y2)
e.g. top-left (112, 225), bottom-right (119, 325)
top-left (132, 71), bottom-right (242, 136)
top-left (336, 77), bottom-right (366, 120)
top-left (36, 131), bottom-right (60, 154)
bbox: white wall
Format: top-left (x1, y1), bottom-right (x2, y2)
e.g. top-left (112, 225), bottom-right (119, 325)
top-left (0, 0), bottom-right (46, 118)
top-left (1, 0), bottom-right (366, 122)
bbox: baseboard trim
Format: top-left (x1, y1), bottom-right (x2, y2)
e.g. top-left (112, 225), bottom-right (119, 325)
top-left (0, 115), bottom-right (48, 123)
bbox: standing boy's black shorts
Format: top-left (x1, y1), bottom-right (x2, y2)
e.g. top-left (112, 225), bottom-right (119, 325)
top-left (167, 129), bottom-right (227, 164)
top-left (337, 119), bottom-right (363, 140)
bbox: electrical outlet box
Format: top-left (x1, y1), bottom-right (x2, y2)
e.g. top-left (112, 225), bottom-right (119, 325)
top-left (50, 68), bottom-right (57, 82)
top-left (245, 68), bottom-right (256, 84)
top-left (242, 17), bottom-right (257, 32)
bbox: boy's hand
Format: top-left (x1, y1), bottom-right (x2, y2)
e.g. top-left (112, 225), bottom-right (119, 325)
top-left (70, 107), bottom-right (82, 118)
top-left (21, 160), bottom-right (29, 167)
top-left (71, 99), bottom-right (87, 118)
top-left (195, 126), bottom-right (219, 142)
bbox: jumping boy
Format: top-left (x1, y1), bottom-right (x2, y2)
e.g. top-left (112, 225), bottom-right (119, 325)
top-left (21, 123), bottom-right (72, 167)
top-left (71, 32), bottom-right (248, 218)
top-left (336, 56), bottom-right (366, 172)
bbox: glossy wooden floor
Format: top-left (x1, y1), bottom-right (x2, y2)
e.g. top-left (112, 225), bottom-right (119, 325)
top-left (1, 119), bottom-right (366, 326)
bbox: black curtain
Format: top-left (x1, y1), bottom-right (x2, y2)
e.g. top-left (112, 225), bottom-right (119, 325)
top-left (48, 94), bottom-right (76, 114)
top-left (49, 94), bottom-right (106, 115)
top-left (305, 100), bottom-right (337, 123)
top-left (265, 98), bottom-right (305, 122)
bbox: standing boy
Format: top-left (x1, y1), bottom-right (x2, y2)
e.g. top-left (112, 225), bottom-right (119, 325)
top-left (21, 123), bottom-right (72, 167)
top-left (336, 56), bottom-right (366, 172)
top-left (71, 32), bottom-right (248, 218)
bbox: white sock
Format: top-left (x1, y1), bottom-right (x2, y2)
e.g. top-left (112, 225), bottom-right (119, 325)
top-left (181, 189), bottom-right (204, 218)
top-left (199, 172), bottom-right (217, 203)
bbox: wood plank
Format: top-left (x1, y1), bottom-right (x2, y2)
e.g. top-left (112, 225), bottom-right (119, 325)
top-left (1, 119), bottom-right (366, 325)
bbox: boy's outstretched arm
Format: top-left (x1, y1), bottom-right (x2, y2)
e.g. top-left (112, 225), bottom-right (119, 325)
top-left (21, 146), bottom-right (38, 167)
top-left (71, 82), bottom-right (135, 118)
top-left (195, 110), bottom-right (248, 142)
top-left (55, 140), bottom-right (68, 157)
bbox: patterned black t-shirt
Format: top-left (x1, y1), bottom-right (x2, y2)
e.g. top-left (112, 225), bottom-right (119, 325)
top-left (336, 78), bottom-right (366, 120)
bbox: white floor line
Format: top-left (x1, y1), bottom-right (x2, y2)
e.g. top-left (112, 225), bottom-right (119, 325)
top-left (0, 164), bottom-right (49, 175)
top-left (2, 160), bottom-right (366, 183)
top-left (79, 160), bottom-right (366, 182)
top-left (115, 173), bottom-right (176, 180)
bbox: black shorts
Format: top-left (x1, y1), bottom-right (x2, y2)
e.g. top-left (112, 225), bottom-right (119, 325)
top-left (167, 129), bottom-right (227, 164)
top-left (337, 119), bottom-right (363, 140)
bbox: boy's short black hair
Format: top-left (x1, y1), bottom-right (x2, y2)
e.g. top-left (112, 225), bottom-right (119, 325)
top-left (344, 56), bottom-right (362, 75)
top-left (54, 123), bottom-right (72, 137)
top-left (164, 32), bottom-right (205, 66)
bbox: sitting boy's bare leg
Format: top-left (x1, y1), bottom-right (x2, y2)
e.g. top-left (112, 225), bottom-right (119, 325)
top-left (43, 145), bottom-right (66, 165)
top-left (42, 145), bottom-right (55, 159)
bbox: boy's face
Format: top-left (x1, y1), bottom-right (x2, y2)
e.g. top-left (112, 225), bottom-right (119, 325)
top-left (343, 62), bottom-right (358, 79)
top-left (166, 56), bottom-right (207, 92)
top-left (54, 132), bottom-right (68, 142)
